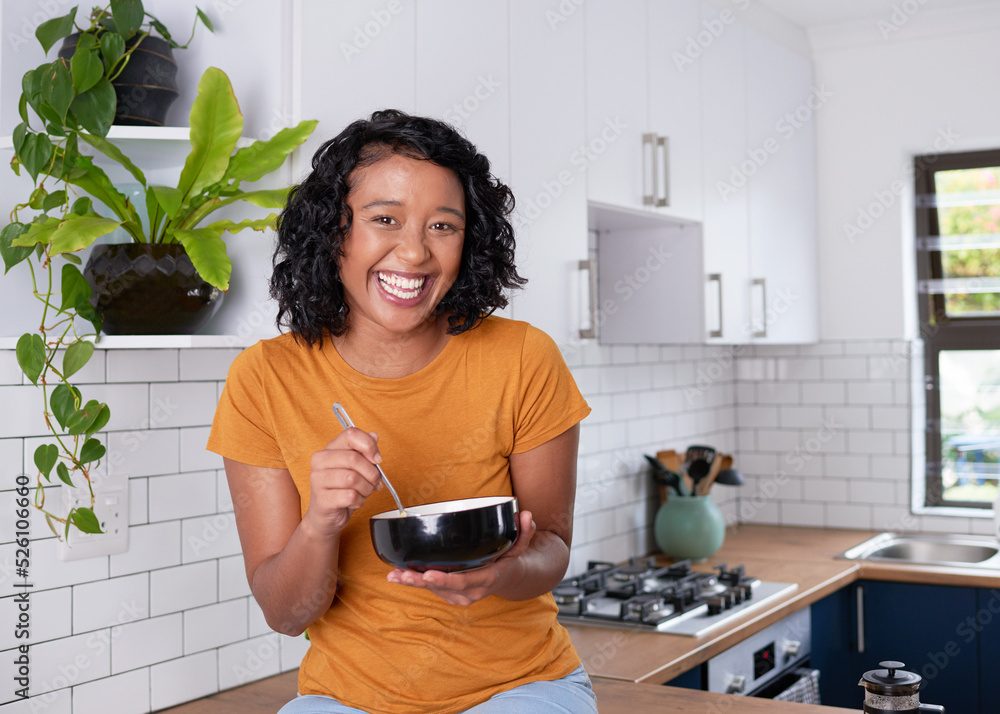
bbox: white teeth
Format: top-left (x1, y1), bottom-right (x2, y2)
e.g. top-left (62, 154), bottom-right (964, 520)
top-left (378, 272), bottom-right (425, 299)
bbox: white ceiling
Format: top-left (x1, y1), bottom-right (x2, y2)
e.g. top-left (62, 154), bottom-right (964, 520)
top-left (756, 0), bottom-right (998, 28)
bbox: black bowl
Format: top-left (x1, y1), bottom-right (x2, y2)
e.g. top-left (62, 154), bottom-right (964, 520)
top-left (369, 496), bottom-right (518, 573)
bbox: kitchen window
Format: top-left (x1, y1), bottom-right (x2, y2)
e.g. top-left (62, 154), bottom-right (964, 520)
top-left (916, 148), bottom-right (1000, 509)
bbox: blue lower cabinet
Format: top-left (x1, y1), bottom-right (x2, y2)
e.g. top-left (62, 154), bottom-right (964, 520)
top-left (814, 580), bottom-right (982, 712)
top-left (663, 664), bottom-right (704, 690)
top-left (977, 587), bottom-right (1000, 709)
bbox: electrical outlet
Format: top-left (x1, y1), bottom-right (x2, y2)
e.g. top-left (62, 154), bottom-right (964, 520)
top-left (59, 468), bottom-right (129, 561)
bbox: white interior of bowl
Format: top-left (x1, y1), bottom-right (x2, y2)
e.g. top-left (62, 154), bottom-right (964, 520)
top-left (371, 496), bottom-right (516, 520)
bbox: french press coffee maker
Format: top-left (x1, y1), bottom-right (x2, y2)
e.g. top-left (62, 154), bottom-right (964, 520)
top-left (858, 661), bottom-right (945, 713)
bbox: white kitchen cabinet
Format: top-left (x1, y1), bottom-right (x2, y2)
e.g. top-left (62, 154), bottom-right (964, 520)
top-left (592, 203), bottom-right (705, 345)
top-left (745, 28), bottom-right (819, 344)
top-left (647, 0), bottom-right (704, 223)
top-left (700, 5), bottom-right (751, 344)
top-left (296, 0), bottom-right (416, 161)
top-left (583, 0), bottom-right (649, 210)
top-left (699, 14), bottom-right (819, 345)
top-left (507, 0), bottom-right (589, 346)
top-left (414, 0), bottom-right (510, 182)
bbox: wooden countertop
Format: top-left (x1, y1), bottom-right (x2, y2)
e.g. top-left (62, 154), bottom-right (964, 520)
top-left (592, 680), bottom-right (857, 713)
top-left (566, 524), bottom-right (1000, 686)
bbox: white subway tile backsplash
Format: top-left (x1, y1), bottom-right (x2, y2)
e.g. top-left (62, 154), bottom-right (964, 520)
top-left (801, 381), bottom-right (846, 405)
top-left (0, 586), bottom-right (71, 650)
top-left (0, 350), bottom-right (23, 384)
top-left (28, 630), bottom-right (112, 694)
top-left (150, 650), bottom-right (218, 711)
top-left (106, 349), bottom-right (179, 383)
top-left (755, 382), bottom-right (800, 405)
top-left (569, 366), bottom-right (600, 395)
top-left (822, 356), bottom-right (868, 380)
top-left (281, 633), bottom-right (310, 672)
top-left (219, 554), bottom-right (251, 601)
top-left (149, 471), bottom-right (217, 522)
top-left (129, 476), bottom-right (148, 525)
top-left (737, 406), bottom-right (779, 428)
top-left (1, 687), bottom-right (71, 712)
top-left (148, 382), bottom-right (221, 428)
top-left (823, 406), bottom-right (870, 430)
top-left (72, 667), bottom-right (149, 714)
top-left (112, 614), bottom-right (183, 673)
top-left (781, 502), bottom-right (826, 528)
top-left (184, 599), bottom-right (248, 654)
top-left (180, 427), bottom-right (223, 473)
top-left (778, 406), bottom-right (824, 429)
top-left (72, 573), bottom-right (149, 634)
top-left (802, 477), bottom-right (849, 503)
top-left (847, 381), bottom-right (894, 405)
top-left (107, 428), bottom-right (180, 478)
top-left (16, 538), bottom-right (108, 591)
top-left (110, 521), bottom-right (181, 577)
top-left (776, 357), bottom-right (821, 380)
top-left (82, 383), bottom-right (150, 432)
top-left (151, 561), bottom-right (218, 616)
top-left (179, 348), bottom-right (243, 381)
top-left (825, 503), bottom-right (873, 530)
top-left (847, 431), bottom-right (896, 455)
top-left (218, 633), bottom-right (282, 690)
top-left (0, 385), bottom-right (51, 438)
top-left (610, 345), bottom-right (637, 365)
top-left (181, 513), bottom-right (241, 563)
top-left (824, 454), bottom-right (871, 479)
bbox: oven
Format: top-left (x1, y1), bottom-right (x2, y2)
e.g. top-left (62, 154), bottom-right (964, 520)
top-left (706, 607), bottom-right (818, 701)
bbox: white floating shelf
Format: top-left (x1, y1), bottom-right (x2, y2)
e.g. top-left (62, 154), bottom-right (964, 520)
top-left (0, 333), bottom-right (270, 350)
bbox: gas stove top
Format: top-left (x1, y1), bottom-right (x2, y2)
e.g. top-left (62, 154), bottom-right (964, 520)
top-left (553, 558), bottom-right (797, 637)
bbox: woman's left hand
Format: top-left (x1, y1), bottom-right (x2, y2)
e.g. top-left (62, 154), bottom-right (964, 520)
top-left (385, 510), bottom-right (536, 606)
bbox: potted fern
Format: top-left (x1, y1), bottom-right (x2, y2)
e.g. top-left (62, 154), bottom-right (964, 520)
top-left (0, 6), bottom-right (317, 536)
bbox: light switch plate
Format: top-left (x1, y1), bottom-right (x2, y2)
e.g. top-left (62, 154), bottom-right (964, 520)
top-left (59, 468), bottom-right (129, 561)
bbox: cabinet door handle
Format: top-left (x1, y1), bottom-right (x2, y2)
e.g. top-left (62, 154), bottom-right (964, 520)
top-left (578, 258), bottom-right (598, 339)
top-left (708, 273), bottom-right (723, 338)
top-left (642, 133), bottom-right (656, 206)
top-left (856, 584), bottom-right (866, 654)
top-left (655, 135), bottom-right (670, 207)
top-left (751, 278), bottom-right (767, 339)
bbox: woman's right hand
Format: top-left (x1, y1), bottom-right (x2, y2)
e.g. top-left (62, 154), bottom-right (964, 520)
top-left (303, 427), bottom-right (385, 537)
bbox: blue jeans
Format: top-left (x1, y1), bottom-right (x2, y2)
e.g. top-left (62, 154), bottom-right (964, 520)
top-left (276, 664), bottom-right (598, 713)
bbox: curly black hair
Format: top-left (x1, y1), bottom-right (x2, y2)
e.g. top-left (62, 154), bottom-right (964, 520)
top-left (270, 109), bottom-right (526, 346)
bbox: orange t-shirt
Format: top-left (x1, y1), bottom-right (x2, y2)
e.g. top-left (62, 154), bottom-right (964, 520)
top-left (207, 316), bottom-right (591, 713)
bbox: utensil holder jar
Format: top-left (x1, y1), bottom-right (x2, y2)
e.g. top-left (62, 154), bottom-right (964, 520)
top-left (654, 495), bottom-right (726, 562)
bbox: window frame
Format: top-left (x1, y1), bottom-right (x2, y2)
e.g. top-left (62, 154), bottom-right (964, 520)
top-left (915, 148), bottom-right (1000, 509)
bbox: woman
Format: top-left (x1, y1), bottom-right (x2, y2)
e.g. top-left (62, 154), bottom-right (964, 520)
top-left (208, 110), bottom-right (595, 713)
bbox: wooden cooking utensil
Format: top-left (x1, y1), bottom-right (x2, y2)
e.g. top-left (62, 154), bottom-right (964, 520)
top-left (698, 454), bottom-right (724, 496)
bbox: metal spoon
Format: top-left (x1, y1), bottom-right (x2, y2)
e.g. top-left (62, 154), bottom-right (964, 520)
top-left (332, 402), bottom-right (406, 516)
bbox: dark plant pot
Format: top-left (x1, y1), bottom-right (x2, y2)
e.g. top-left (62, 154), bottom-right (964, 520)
top-left (84, 244), bottom-right (223, 335)
top-left (59, 34), bottom-right (179, 127)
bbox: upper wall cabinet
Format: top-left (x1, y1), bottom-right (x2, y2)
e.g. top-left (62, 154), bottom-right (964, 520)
top-left (584, 0), bottom-right (703, 222)
top-left (507, 0), bottom-right (589, 347)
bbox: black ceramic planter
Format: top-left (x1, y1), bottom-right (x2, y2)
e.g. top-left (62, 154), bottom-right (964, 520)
top-left (84, 244), bottom-right (223, 335)
top-left (59, 34), bottom-right (179, 126)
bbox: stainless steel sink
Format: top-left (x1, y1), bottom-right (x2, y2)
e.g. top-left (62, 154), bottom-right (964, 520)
top-left (837, 532), bottom-right (1000, 569)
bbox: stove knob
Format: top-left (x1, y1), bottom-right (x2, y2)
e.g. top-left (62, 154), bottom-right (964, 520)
top-left (726, 675), bottom-right (746, 694)
top-left (782, 640), bottom-right (802, 659)
top-left (707, 596), bottom-right (725, 616)
top-left (730, 586), bottom-right (744, 605)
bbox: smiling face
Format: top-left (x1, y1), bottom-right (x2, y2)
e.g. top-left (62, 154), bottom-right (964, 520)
top-left (338, 152), bottom-right (466, 341)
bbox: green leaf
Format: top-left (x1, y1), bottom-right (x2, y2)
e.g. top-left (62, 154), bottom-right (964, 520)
top-left (100, 33), bottom-right (126, 69)
top-left (224, 120), bottom-right (317, 184)
top-left (79, 132), bottom-right (147, 186)
top-left (196, 7), bottom-right (215, 32)
top-left (110, 0), bottom-right (144, 38)
top-left (51, 383), bottom-right (82, 429)
top-left (35, 8), bottom-right (78, 54)
top-left (61, 156), bottom-right (140, 228)
top-left (71, 197), bottom-right (94, 215)
top-left (18, 133), bottom-right (53, 182)
top-left (12, 122), bottom-right (27, 154)
top-left (34, 444), bottom-right (59, 477)
top-left (49, 215), bottom-right (121, 256)
top-left (71, 77), bottom-right (117, 137)
top-left (149, 19), bottom-right (171, 42)
top-left (60, 263), bottom-right (93, 311)
top-left (28, 186), bottom-right (48, 210)
top-left (80, 438), bottom-right (106, 464)
top-left (177, 68), bottom-right (243, 204)
top-left (71, 47), bottom-right (105, 94)
top-left (44, 513), bottom-right (59, 536)
top-left (56, 462), bottom-right (74, 487)
top-left (41, 60), bottom-right (74, 122)
top-left (70, 507), bottom-right (103, 534)
top-left (63, 341), bottom-right (94, 379)
top-left (12, 216), bottom-right (61, 248)
top-left (1, 223), bottom-right (32, 273)
top-left (16, 333), bottom-right (46, 385)
top-left (43, 190), bottom-right (68, 212)
top-left (174, 227), bottom-right (231, 291)
top-left (63, 253), bottom-right (82, 265)
top-left (150, 185), bottom-right (183, 218)
top-left (219, 189), bottom-right (290, 210)
top-left (67, 399), bottom-right (105, 436)
top-left (203, 215), bottom-right (279, 234)
top-left (85, 402), bottom-right (111, 440)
